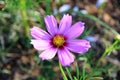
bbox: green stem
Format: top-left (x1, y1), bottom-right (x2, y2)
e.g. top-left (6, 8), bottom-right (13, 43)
top-left (85, 40), bottom-right (119, 79)
top-left (20, 0), bottom-right (30, 37)
top-left (96, 40), bottom-right (119, 67)
top-left (59, 61), bottom-right (68, 80)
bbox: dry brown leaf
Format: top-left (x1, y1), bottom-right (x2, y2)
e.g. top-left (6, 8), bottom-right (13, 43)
top-left (31, 67), bottom-right (40, 77)
top-left (53, 66), bottom-right (59, 72)
top-left (85, 4), bottom-right (97, 14)
top-left (21, 56), bottom-right (29, 64)
top-left (103, 13), bottom-right (116, 26)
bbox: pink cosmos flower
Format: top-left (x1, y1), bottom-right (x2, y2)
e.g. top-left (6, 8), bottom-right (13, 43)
top-left (30, 14), bottom-right (91, 66)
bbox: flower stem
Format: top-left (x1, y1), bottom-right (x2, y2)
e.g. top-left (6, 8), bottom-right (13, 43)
top-left (59, 61), bottom-right (68, 80)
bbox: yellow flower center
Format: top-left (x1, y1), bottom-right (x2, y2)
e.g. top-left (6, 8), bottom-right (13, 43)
top-left (53, 35), bottom-right (65, 47)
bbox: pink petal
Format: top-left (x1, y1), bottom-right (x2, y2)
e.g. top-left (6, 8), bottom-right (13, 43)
top-left (30, 26), bottom-right (51, 39)
top-left (44, 15), bottom-right (58, 35)
top-left (64, 22), bottom-right (85, 39)
top-left (39, 48), bottom-right (57, 60)
top-left (30, 39), bottom-right (51, 50)
top-left (67, 40), bottom-right (91, 53)
top-left (58, 47), bottom-right (74, 66)
top-left (59, 14), bottom-right (72, 34)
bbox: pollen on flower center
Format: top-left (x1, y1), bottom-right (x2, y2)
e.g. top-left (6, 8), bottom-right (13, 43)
top-left (53, 35), bottom-right (65, 47)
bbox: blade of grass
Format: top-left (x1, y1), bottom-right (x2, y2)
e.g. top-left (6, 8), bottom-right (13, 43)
top-left (45, 0), bottom-right (51, 15)
top-left (20, 0), bottom-right (30, 37)
top-left (80, 65), bottom-right (86, 80)
top-left (82, 66), bottom-right (85, 80)
top-left (65, 67), bottom-right (73, 80)
top-left (73, 76), bottom-right (78, 80)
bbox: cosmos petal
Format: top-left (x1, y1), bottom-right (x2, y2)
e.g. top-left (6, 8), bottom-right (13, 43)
top-left (39, 48), bottom-right (57, 60)
top-left (30, 39), bottom-right (51, 50)
top-left (44, 15), bottom-right (58, 35)
top-left (67, 40), bottom-right (91, 53)
top-left (59, 14), bottom-right (72, 33)
top-left (58, 47), bottom-right (74, 66)
top-left (64, 22), bottom-right (85, 39)
top-left (30, 26), bottom-right (51, 39)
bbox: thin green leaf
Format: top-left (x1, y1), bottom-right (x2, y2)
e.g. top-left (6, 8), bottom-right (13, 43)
top-left (73, 76), bottom-right (78, 80)
top-left (65, 67), bottom-right (73, 80)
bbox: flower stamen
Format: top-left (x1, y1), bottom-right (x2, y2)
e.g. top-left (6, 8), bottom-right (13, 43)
top-left (53, 35), bottom-right (65, 47)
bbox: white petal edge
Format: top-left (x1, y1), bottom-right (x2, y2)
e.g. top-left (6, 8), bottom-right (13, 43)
top-left (31, 39), bottom-right (51, 50)
top-left (39, 48), bottom-right (57, 60)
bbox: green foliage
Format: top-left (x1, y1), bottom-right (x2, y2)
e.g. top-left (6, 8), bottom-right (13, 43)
top-left (41, 61), bottom-right (55, 80)
top-left (37, 76), bottom-right (45, 80)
